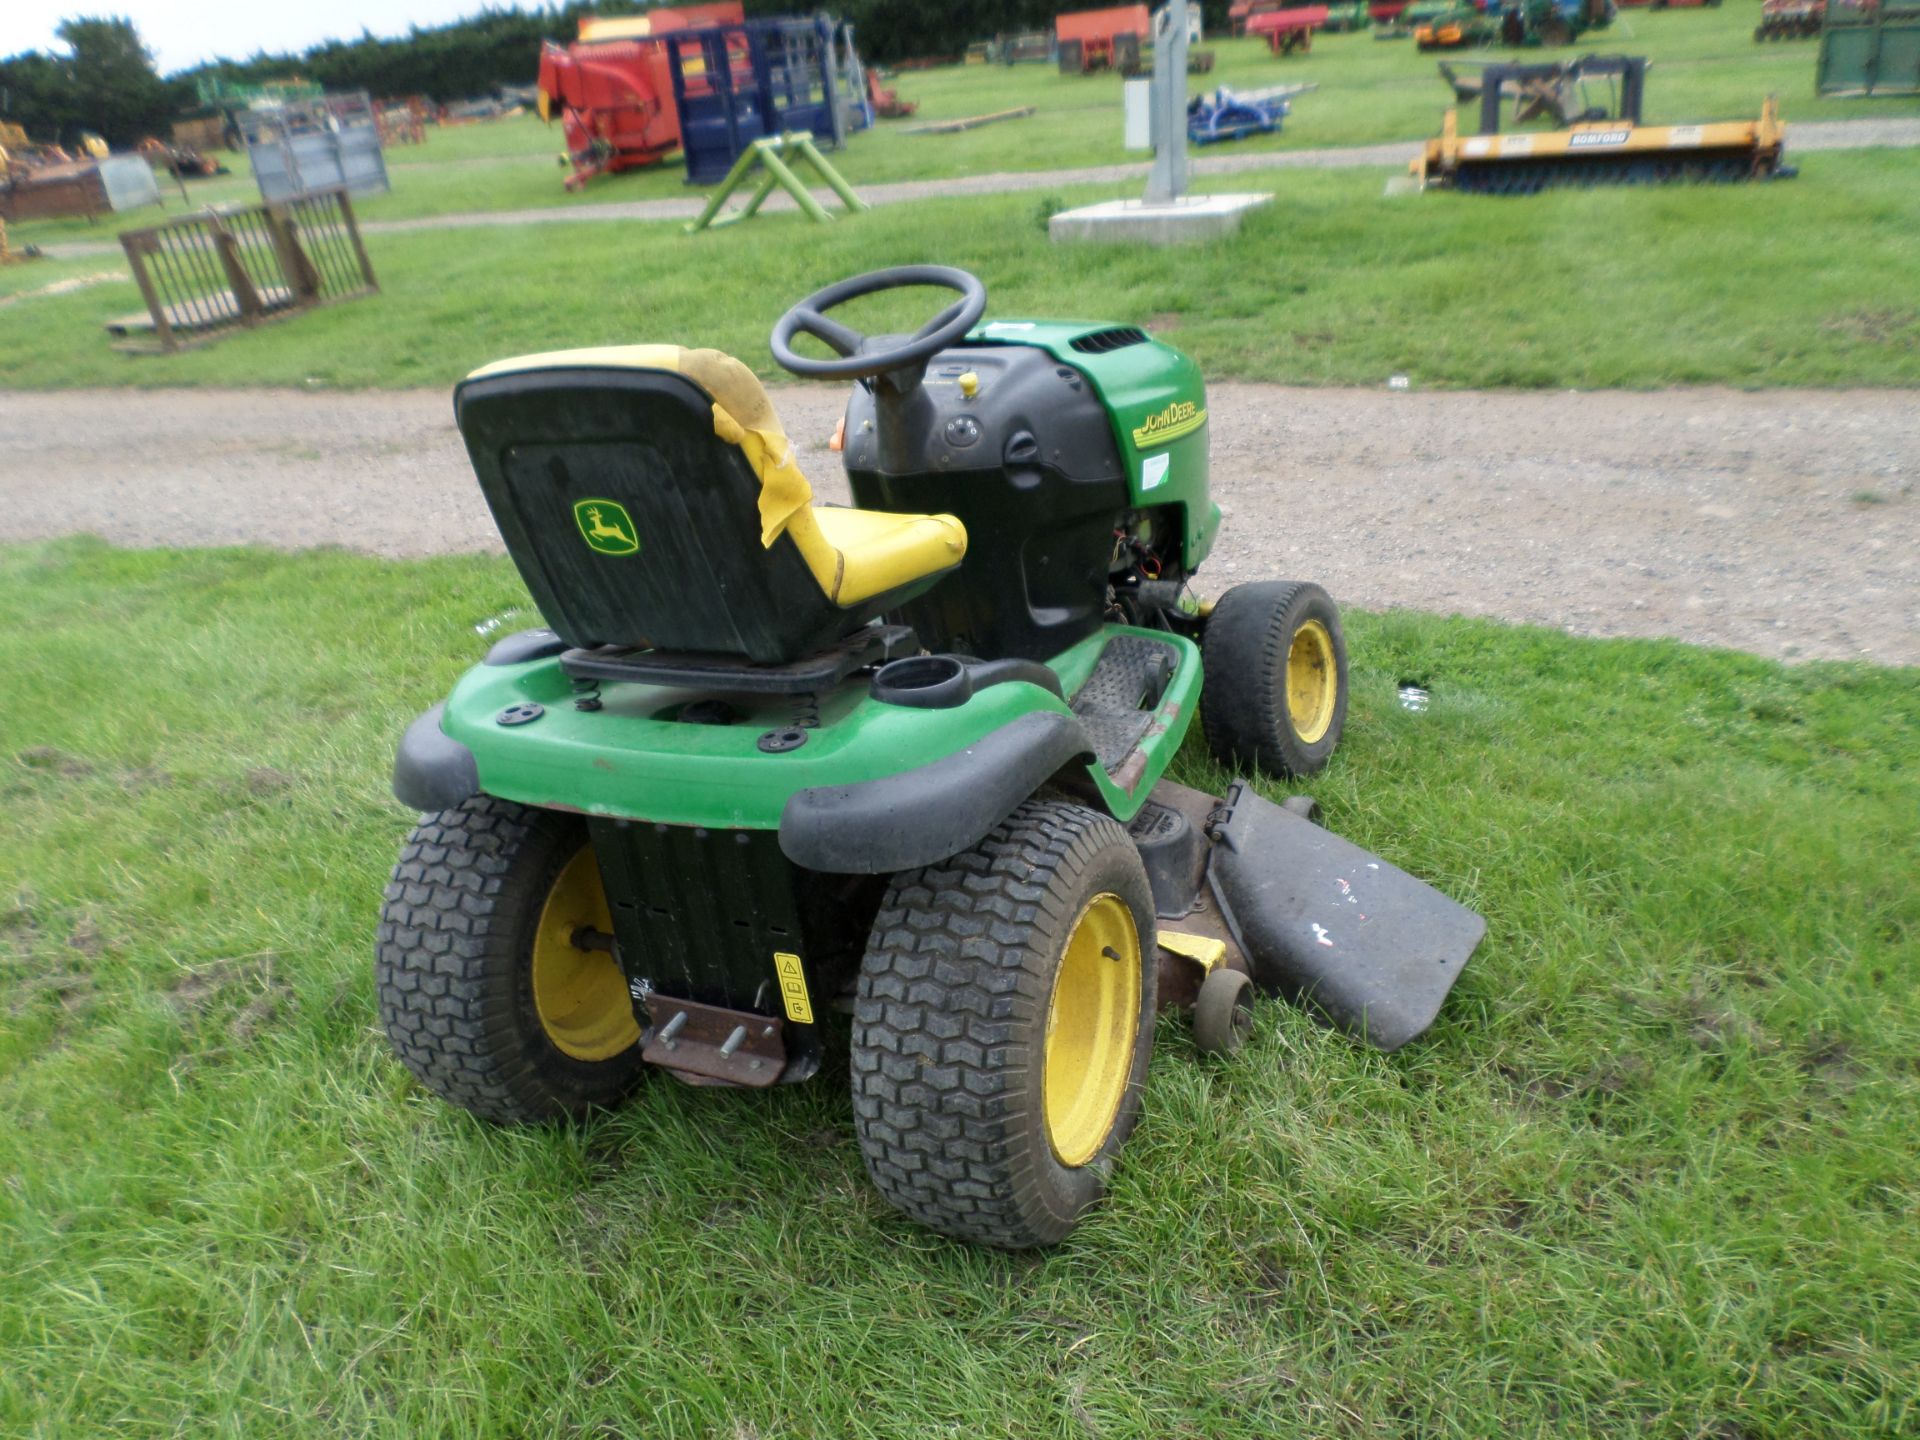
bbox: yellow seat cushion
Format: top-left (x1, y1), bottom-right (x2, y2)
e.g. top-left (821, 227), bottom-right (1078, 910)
top-left (466, 342), bottom-right (967, 609)
top-left (792, 506), bottom-right (968, 608)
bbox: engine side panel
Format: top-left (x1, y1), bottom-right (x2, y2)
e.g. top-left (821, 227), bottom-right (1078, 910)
top-left (966, 321), bottom-right (1220, 569)
top-left (842, 344), bottom-right (1130, 661)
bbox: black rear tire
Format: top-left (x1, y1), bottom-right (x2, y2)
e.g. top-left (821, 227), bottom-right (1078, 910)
top-left (1200, 580), bottom-right (1349, 778)
top-left (376, 796), bottom-right (646, 1124)
top-left (850, 799), bottom-right (1157, 1248)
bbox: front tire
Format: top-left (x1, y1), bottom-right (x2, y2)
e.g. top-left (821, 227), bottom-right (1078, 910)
top-left (1200, 580), bottom-right (1349, 778)
top-left (376, 796), bottom-right (646, 1123)
top-left (850, 799), bottom-right (1157, 1248)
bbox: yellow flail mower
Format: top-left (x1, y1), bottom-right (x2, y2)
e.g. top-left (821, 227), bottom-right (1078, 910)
top-left (1412, 56), bottom-right (1794, 194)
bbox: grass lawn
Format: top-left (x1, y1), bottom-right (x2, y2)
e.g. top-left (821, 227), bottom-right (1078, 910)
top-left (1, 147), bottom-right (1916, 392)
top-left (4, 7), bottom-right (1915, 395)
top-left (1, 537), bottom-right (1915, 1437)
top-left (7, 8), bottom-right (1917, 243)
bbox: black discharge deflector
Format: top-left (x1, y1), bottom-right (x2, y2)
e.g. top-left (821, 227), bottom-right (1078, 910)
top-left (1205, 781), bottom-right (1485, 1052)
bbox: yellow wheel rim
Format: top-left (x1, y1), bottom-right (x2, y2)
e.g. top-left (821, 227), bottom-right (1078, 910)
top-left (1042, 893), bottom-right (1142, 1168)
top-left (1286, 619), bottom-right (1338, 746)
top-left (531, 846), bottom-right (640, 1063)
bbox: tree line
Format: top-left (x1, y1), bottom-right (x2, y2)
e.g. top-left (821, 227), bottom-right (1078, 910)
top-left (2, 4), bottom-right (1233, 148)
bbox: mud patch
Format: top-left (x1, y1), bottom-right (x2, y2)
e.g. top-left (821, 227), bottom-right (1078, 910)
top-left (1799, 1036), bottom-right (1864, 1092)
top-left (1496, 1198), bottom-right (1536, 1233)
top-left (226, 991), bottom-right (283, 1045)
top-left (1684, 984), bottom-right (1771, 1053)
top-left (1244, 1248), bottom-right (1293, 1300)
top-left (17, 746), bottom-right (93, 778)
top-left (66, 915), bottom-right (105, 958)
top-left (244, 766), bottom-right (297, 797)
top-left (165, 952), bottom-right (289, 1050)
top-left (6, 963), bottom-right (93, 1019)
top-left (1499, 1056), bottom-right (1652, 1125)
top-left (0, 900), bottom-right (39, 959)
top-left (167, 951), bottom-right (275, 1015)
top-left (1821, 307), bottom-right (1919, 347)
top-left (12, 747), bottom-right (172, 793)
top-left (4, 912), bottom-right (97, 1037)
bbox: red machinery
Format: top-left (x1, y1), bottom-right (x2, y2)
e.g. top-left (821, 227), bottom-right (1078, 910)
top-left (867, 68), bottom-right (917, 119)
top-left (1249, 6), bottom-right (1331, 53)
top-left (1230, 0), bottom-right (1283, 31)
top-left (1055, 6), bottom-right (1152, 72)
top-left (537, 3), bottom-right (745, 189)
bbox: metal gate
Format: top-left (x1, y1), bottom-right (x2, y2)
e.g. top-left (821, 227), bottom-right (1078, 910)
top-left (112, 189), bottom-right (378, 351)
top-left (1818, 5), bottom-right (1920, 96)
top-left (243, 91), bottom-right (391, 202)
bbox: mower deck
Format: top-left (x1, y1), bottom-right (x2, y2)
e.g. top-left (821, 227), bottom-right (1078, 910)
top-left (1413, 58), bottom-right (1793, 194)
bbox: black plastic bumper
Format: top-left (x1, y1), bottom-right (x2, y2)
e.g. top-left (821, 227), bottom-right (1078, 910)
top-left (392, 703), bottom-right (480, 812)
top-left (778, 709), bottom-right (1094, 874)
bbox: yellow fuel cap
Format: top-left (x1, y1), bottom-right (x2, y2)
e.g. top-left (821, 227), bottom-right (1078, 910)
top-left (958, 371), bottom-right (979, 399)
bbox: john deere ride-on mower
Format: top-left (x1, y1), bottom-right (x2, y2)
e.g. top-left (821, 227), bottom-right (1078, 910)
top-left (378, 266), bottom-right (1484, 1248)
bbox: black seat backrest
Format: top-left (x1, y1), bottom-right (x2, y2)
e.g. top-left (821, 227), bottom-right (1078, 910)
top-left (456, 365), bottom-right (848, 663)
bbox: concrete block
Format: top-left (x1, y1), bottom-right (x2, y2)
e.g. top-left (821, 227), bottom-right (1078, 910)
top-left (1048, 193), bottom-right (1274, 245)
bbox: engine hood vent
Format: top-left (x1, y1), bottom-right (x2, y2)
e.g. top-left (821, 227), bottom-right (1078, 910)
top-left (1069, 326), bottom-right (1149, 355)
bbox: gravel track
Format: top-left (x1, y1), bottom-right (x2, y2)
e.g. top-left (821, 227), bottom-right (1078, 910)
top-left (1, 383), bottom-right (1913, 664)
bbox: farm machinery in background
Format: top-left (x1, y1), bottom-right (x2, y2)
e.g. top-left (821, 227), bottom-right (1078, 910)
top-left (1756, 0), bottom-right (1824, 39)
top-left (865, 68), bottom-right (917, 118)
top-left (1816, 2), bottom-right (1920, 94)
top-left (1186, 81), bottom-right (1316, 141)
top-left (0, 121), bottom-right (167, 223)
top-left (1232, 0), bottom-right (1407, 28)
top-left (1381, 0), bottom-right (1615, 46)
top-left (1413, 54), bottom-right (1795, 191)
top-left (537, 4), bottom-right (873, 189)
top-left (1247, 0), bottom-right (1611, 52)
top-left (1499, 0), bottom-right (1618, 44)
top-left (1249, 7), bottom-right (1331, 53)
top-left (1056, 6), bottom-right (1153, 72)
top-left (135, 137), bottom-right (229, 179)
top-left (1408, 3), bottom-right (1502, 48)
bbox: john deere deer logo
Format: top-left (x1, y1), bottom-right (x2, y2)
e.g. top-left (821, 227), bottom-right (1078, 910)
top-left (573, 499), bottom-right (639, 556)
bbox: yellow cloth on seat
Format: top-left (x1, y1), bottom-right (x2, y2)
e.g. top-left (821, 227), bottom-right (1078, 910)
top-left (464, 342), bottom-right (967, 607)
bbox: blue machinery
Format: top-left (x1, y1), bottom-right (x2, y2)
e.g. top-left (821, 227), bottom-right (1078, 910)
top-left (667, 17), bottom-right (873, 185)
top-left (1185, 83), bottom-right (1317, 146)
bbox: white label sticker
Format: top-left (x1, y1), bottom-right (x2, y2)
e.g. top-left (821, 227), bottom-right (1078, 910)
top-left (1667, 126), bottom-right (1705, 149)
top-left (1142, 452), bottom-right (1171, 491)
top-left (1501, 135), bottom-right (1534, 156)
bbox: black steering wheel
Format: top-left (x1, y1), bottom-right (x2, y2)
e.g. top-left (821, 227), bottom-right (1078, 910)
top-left (770, 265), bottom-right (988, 382)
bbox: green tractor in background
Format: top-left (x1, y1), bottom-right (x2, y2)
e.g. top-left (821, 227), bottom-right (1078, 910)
top-left (377, 266), bottom-right (1484, 1248)
top-left (1502, 0), bottom-right (1617, 46)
